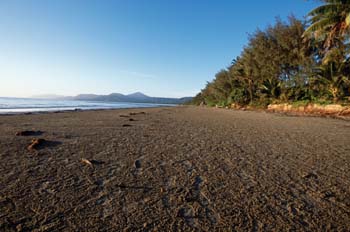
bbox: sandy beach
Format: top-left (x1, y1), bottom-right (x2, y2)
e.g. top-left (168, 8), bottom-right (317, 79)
top-left (1, 106), bottom-right (350, 231)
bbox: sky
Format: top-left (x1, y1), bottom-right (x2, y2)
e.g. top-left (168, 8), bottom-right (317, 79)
top-left (0, 0), bottom-right (319, 98)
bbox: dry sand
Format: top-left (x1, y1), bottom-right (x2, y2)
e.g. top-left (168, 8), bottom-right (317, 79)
top-left (1, 106), bottom-right (350, 231)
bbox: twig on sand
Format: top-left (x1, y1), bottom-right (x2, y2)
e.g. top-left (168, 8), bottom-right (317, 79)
top-left (27, 138), bottom-right (46, 151)
top-left (80, 158), bottom-right (93, 167)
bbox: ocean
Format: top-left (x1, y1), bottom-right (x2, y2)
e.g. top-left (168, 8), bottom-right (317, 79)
top-left (0, 97), bottom-right (174, 114)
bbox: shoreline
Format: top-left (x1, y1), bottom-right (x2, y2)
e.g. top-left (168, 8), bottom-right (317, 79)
top-left (0, 105), bottom-right (177, 116)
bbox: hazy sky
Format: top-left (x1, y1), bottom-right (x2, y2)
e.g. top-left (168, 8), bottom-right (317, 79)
top-left (0, 0), bottom-right (318, 98)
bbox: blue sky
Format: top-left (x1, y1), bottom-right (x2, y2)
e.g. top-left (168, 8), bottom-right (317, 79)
top-left (0, 0), bottom-right (319, 98)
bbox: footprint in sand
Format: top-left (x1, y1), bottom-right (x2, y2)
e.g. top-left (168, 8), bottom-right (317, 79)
top-left (185, 176), bottom-right (204, 202)
top-left (182, 160), bottom-right (194, 175)
top-left (184, 175), bottom-right (219, 225)
top-left (177, 206), bottom-right (198, 228)
top-left (161, 176), bottom-right (177, 210)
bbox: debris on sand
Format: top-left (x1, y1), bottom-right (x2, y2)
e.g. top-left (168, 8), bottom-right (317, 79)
top-left (129, 112), bottom-right (146, 116)
top-left (122, 124), bottom-right (132, 127)
top-left (80, 158), bottom-right (93, 166)
top-left (80, 158), bottom-right (104, 167)
top-left (27, 138), bottom-right (46, 151)
top-left (303, 172), bottom-right (318, 179)
top-left (129, 118), bottom-right (136, 121)
top-left (16, 130), bottom-right (43, 136)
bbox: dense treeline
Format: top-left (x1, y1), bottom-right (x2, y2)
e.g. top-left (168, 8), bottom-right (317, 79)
top-left (193, 0), bottom-right (350, 107)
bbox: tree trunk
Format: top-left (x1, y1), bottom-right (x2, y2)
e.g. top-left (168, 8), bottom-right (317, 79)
top-left (248, 80), bottom-right (253, 103)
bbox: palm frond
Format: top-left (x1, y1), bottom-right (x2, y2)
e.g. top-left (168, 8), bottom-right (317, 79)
top-left (346, 12), bottom-right (350, 26)
top-left (308, 4), bottom-right (344, 17)
top-left (304, 17), bottom-right (338, 35)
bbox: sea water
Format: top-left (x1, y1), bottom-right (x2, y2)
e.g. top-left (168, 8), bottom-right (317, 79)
top-left (0, 97), bottom-right (173, 114)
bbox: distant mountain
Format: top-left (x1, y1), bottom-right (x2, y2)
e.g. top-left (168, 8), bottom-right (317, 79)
top-left (126, 92), bottom-right (148, 98)
top-left (34, 92), bottom-right (192, 104)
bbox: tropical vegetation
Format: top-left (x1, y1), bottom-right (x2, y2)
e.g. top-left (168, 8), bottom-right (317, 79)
top-left (192, 0), bottom-right (350, 107)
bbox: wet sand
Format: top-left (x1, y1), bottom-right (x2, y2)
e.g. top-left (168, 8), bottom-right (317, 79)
top-left (1, 106), bottom-right (350, 231)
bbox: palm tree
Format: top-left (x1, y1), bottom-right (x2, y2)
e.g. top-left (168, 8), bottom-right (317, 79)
top-left (260, 78), bottom-right (281, 99)
top-left (304, 1), bottom-right (350, 101)
top-left (303, 0), bottom-right (350, 48)
top-left (311, 57), bottom-right (350, 101)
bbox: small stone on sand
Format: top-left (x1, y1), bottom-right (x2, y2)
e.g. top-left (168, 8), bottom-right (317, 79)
top-left (135, 160), bottom-right (142, 169)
